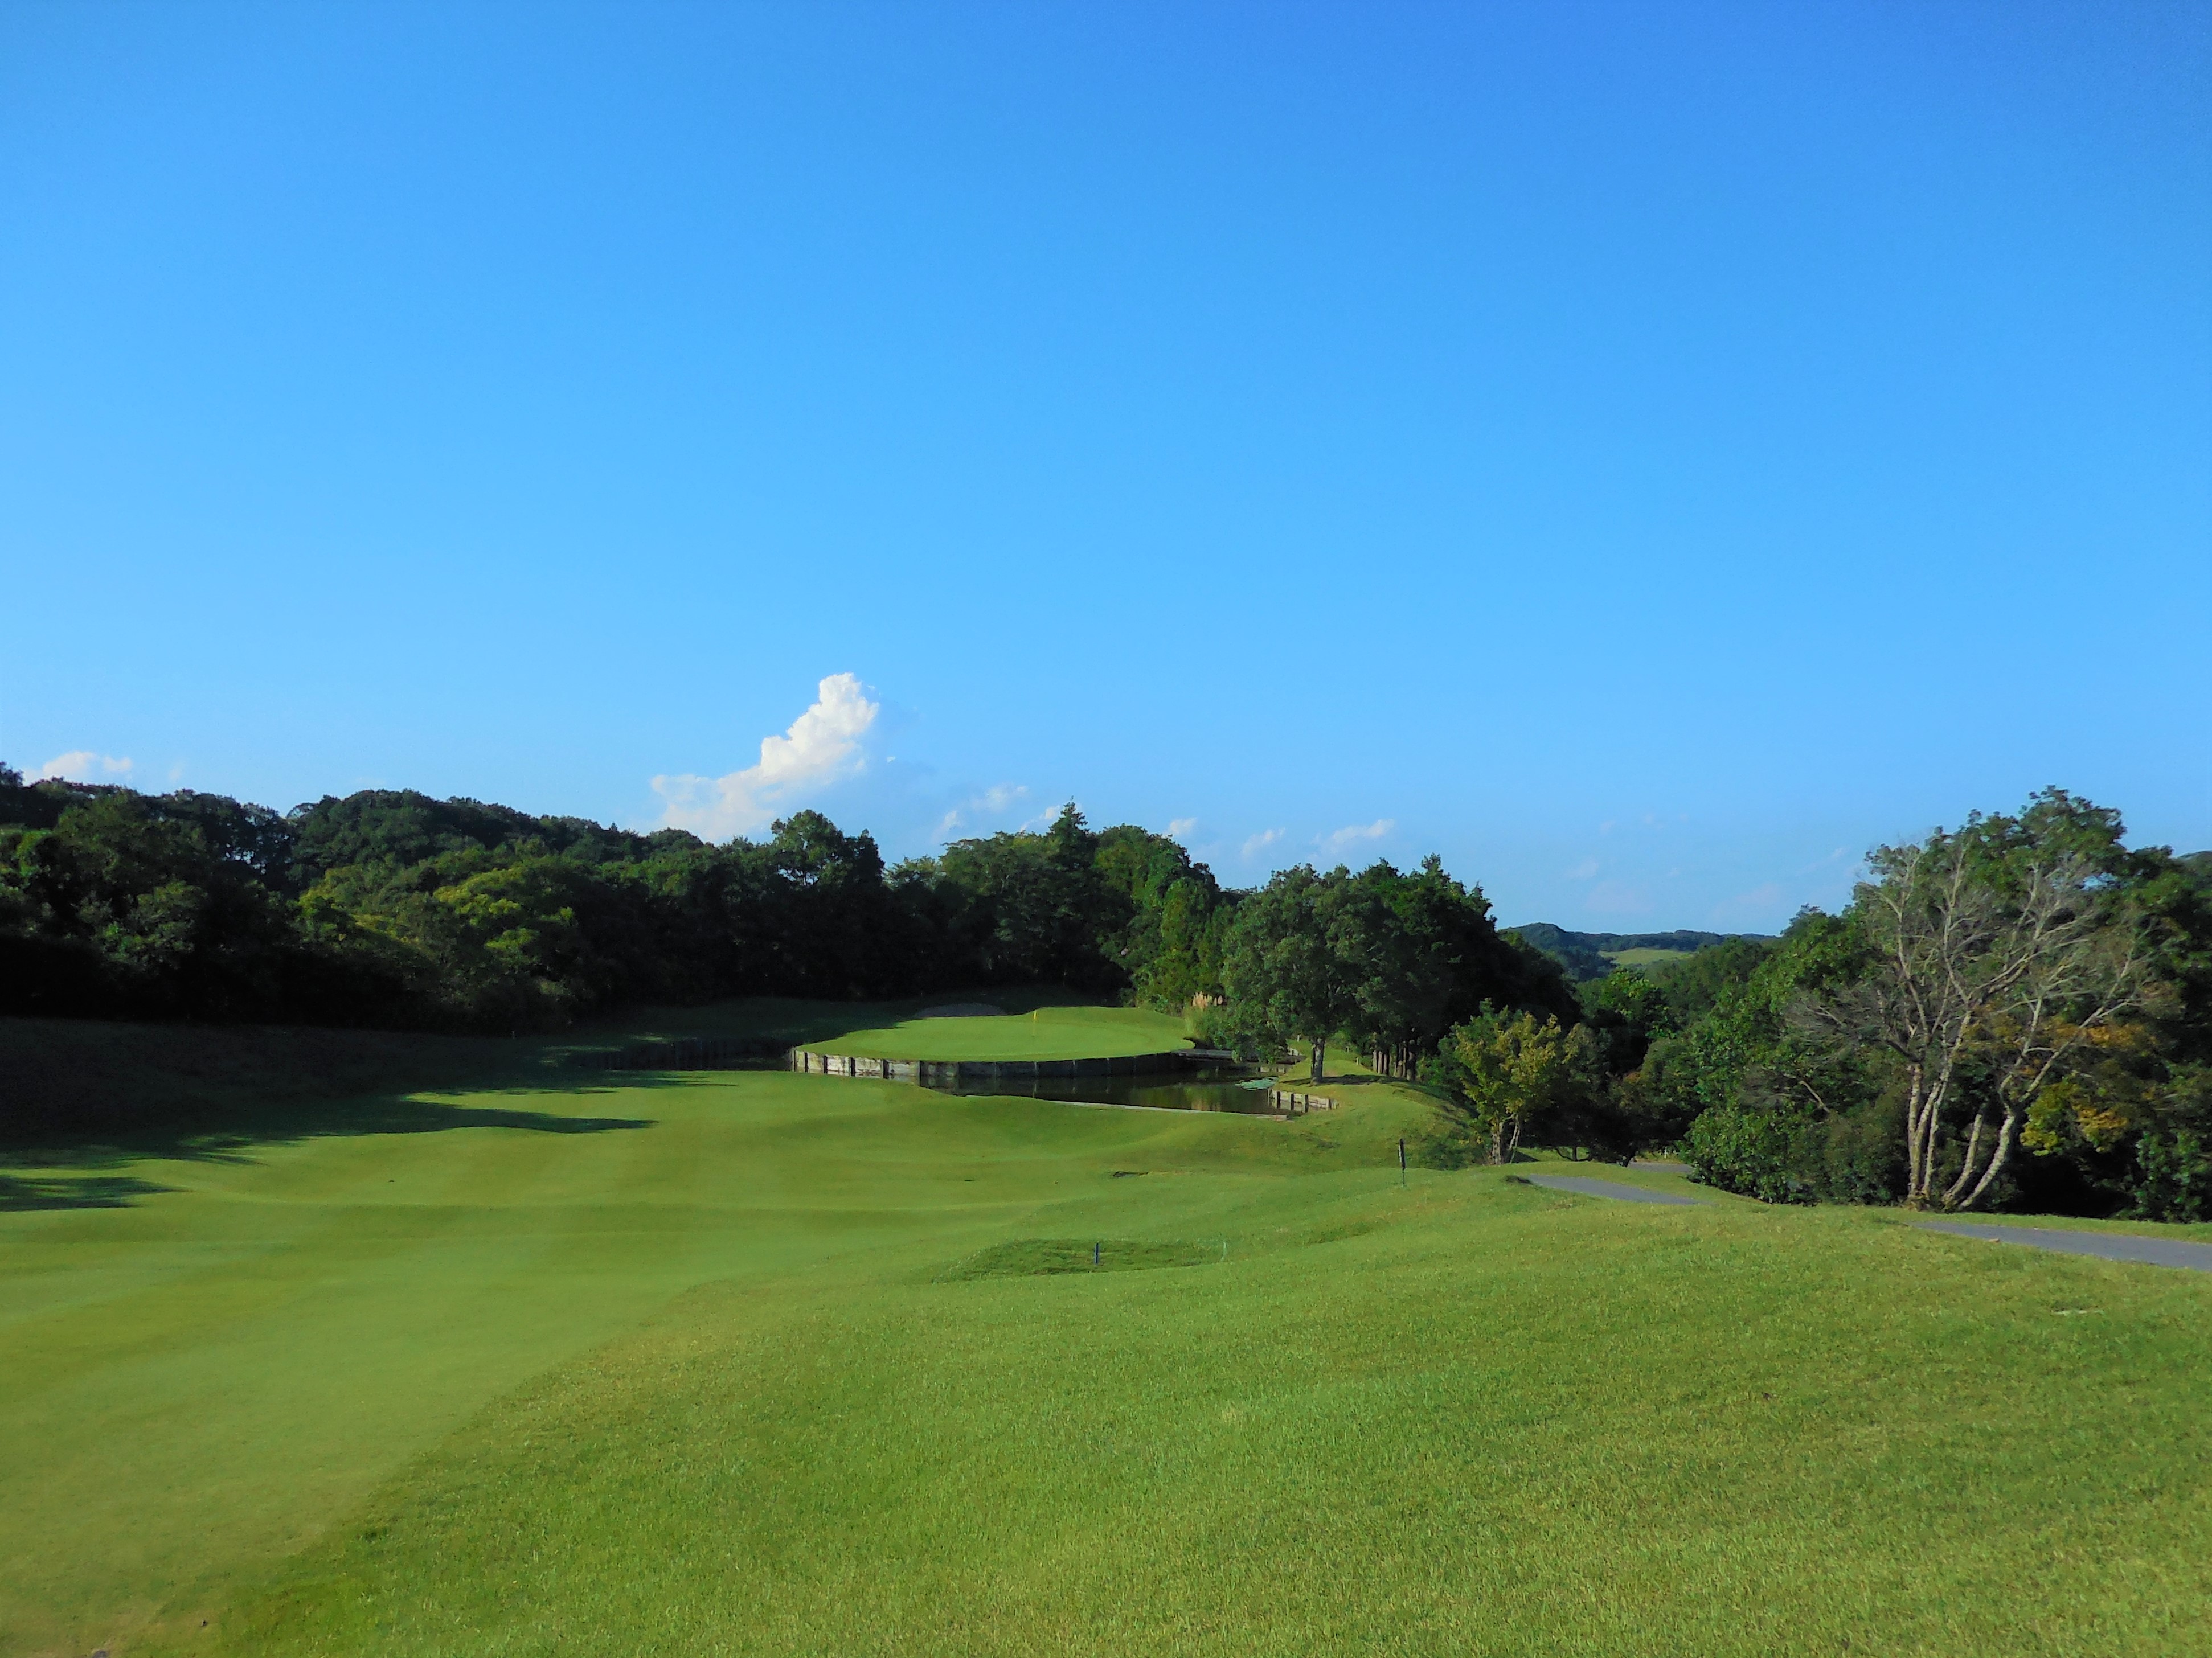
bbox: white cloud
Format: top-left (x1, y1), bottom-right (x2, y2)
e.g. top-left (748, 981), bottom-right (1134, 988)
top-left (1168, 817), bottom-right (1198, 838)
top-left (937, 783), bottom-right (1030, 837)
top-left (1564, 856), bottom-right (1600, 880)
top-left (1241, 827), bottom-right (1284, 860)
top-left (652, 673), bottom-right (880, 842)
top-left (35, 751), bottom-right (133, 783)
top-left (1321, 818), bottom-right (1394, 853)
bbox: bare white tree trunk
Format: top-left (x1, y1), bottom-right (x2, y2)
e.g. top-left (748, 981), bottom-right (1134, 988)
top-left (1803, 827), bottom-right (2146, 1212)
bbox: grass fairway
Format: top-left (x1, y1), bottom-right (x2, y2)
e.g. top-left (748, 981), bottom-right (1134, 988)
top-left (5, 1016), bottom-right (2210, 1657)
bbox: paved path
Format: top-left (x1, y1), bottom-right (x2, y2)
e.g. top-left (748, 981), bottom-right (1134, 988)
top-left (1919, 1222), bottom-right (2212, 1274)
top-left (1518, 1177), bottom-right (2211, 1269)
top-left (1522, 1173), bottom-right (1703, 1206)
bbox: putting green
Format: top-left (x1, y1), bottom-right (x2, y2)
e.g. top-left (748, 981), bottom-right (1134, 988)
top-left (808, 1003), bottom-right (1195, 1061)
top-left (6, 1015), bottom-right (2211, 1657)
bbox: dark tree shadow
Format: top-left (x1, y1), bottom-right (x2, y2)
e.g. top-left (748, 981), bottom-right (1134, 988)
top-left (3, 1096), bottom-right (657, 1178)
top-left (0, 1172), bottom-right (176, 1211)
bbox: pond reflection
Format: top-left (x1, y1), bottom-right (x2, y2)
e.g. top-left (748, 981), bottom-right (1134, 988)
top-left (923, 1066), bottom-right (1283, 1114)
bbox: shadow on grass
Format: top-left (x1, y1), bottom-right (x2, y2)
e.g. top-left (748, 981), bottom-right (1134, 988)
top-left (0, 1172), bottom-right (177, 1211)
top-left (3, 1094), bottom-right (659, 1179)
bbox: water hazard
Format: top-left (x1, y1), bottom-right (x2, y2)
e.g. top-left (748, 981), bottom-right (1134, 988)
top-left (923, 1065), bottom-right (1283, 1114)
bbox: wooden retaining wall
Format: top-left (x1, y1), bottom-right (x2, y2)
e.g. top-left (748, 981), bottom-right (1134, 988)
top-left (786, 1048), bottom-right (1209, 1085)
top-left (1270, 1090), bottom-right (1337, 1115)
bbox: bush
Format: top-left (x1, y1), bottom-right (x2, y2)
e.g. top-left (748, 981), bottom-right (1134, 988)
top-left (1682, 1105), bottom-right (1817, 1204)
top-left (1813, 1100), bottom-right (1906, 1205)
top-left (2132, 1130), bottom-right (2212, 1223)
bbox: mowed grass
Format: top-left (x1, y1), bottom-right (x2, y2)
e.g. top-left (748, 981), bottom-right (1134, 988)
top-left (1601, 947), bottom-right (1702, 969)
top-left (2, 1016), bottom-right (2209, 1657)
top-left (813, 1003), bottom-right (1195, 1061)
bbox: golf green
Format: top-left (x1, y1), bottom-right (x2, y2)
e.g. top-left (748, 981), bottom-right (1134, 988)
top-left (798, 1003), bottom-right (1195, 1061)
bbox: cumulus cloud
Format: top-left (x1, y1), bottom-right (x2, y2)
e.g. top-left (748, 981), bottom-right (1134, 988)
top-left (1241, 827), bottom-right (1284, 860)
top-left (938, 783), bottom-right (1030, 837)
top-left (1321, 819), bottom-right (1394, 852)
top-left (652, 673), bottom-right (880, 842)
top-left (1168, 817), bottom-right (1198, 838)
top-left (35, 751), bottom-right (133, 783)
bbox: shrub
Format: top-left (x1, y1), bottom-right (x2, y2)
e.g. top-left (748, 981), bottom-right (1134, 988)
top-left (2131, 1130), bottom-right (2212, 1223)
top-left (1682, 1105), bottom-right (1817, 1204)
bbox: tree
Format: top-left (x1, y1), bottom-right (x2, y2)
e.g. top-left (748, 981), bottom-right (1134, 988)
top-left (1093, 824), bottom-right (1231, 1008)
top-left (1579, 968), bottom-right (1673, 1075)
top-left (1441, 1007), bottom-right (1574, 1163)
top-left (1798, 790), bottom-right (2152, 1212)
top-left (1218, 865), bottom-right (1366, 1080)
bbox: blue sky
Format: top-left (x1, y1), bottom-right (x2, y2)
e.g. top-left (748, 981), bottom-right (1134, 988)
top-left (3, 1), bottom-right (2206, 930)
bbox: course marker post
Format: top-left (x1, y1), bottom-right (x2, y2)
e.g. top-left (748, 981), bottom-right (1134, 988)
top-left (1399, 1138), bottom-right (1407, 1185)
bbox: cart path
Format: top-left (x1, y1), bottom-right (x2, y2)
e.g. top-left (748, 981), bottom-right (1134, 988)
top-left (1522, 1173), bottom-right (1704, 1206)
top-left (1918, 1222), bottom-right (2212, 1274)
top-left (1522, 1175), bottom-right (2212, 1268)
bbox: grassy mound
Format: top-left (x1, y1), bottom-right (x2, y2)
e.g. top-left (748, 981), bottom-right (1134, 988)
top-left (4, 1011), bottom-right (2209, 1656)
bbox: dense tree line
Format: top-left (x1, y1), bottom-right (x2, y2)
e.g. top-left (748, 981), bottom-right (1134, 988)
top-left (0, 765), bottom-right (1246, 1030)
top-left (0, 767), bottom-right (1571, 1050)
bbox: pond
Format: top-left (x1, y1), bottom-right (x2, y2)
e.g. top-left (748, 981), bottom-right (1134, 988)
top-left (922, 1065), bottom-right (1284, 1114)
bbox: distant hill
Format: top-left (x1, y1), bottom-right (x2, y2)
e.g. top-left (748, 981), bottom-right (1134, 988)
top-left (1506, 923), bottom-right (1774, 983)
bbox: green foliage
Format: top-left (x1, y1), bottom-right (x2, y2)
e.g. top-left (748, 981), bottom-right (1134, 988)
top-left (1214, 865), bottom-right (1363, 1077)
top-left (1210, 857), bottom-right (1568, 1080)
top-left (2132, 1128), bottom-right (2212, 1224)
top-left (1662, 791), bottom-right (2212, 1216)
top-left (1657, 911), bottom-right (1892, 1199)
top-left (1682, 1103), bottom-right (1817, 1203)
top-left (1681, 1097), bottom-right (1905, 1205)
top-left (1437, 1006), bottom-right (1575, 1162)
top-left (1648, 934), bottom-right (1779, 1021)
top-left (1578, 967), bottom-right (1673, 1074)
top-left (0, 778), bottom-right (1245, 1035)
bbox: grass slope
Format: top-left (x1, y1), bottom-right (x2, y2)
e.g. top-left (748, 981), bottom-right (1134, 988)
top-left (4, 1013), bottom-right (2210, 1656)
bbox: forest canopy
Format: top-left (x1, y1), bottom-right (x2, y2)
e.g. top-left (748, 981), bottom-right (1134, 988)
top-left (0, 766), bottom-right (1566, 1045)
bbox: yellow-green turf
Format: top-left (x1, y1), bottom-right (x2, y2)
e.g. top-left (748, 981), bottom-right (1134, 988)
top-left (1599, 947), bottom-right (1701, 968)
top-left (800, 1003), bottom-right (1194, 1061)
top-left (4, 1011), bottom-right (2210, 1657)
